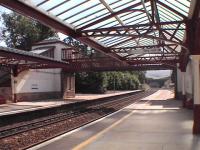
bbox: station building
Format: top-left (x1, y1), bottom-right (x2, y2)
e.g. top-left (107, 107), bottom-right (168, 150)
top-left (0, 38), bottom-right (75, 103)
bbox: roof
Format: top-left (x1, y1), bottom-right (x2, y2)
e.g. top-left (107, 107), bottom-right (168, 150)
top-left (33, 37), bottom-right (67, 46)
top-left (0, 0), bottom-right (194, 69)
top-left (0, 46), bottom-right (69, 71)
top-left (22, 0), bottom-right (190, 53)
top-left (31, 48), bottom-right (50, 54)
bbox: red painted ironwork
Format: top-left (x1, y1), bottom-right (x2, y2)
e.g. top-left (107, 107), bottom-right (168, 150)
top-left (80, 21), bottom-right (186, 33)
top-left (63, 58), bottom-right (175, 72)
top-left (78, 1), bottom-right (150, 30)
top-left (186, 1), bottom-right (200, 55)
top-left (0, 0), bottom-right (125, 63)
top-left (127, 55), bottom-right (179, 65)
top-left (0, 46), bottom-right (69, 74)
top-left (0, 0), bottom-right (193, 72)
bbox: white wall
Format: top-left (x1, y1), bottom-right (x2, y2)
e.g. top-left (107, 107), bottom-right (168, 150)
top-left (185, 61), bottom-right (193, 95)
top-left (13, 69), bottom-right (61, 93)
top-left (177, 66), bottom-right (182, 93)
top-left (176, 60), bottom-right (193, 96)
top-left (32, 42), bottom-right (66, 61)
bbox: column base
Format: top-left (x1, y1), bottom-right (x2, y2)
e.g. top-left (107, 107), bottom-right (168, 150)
top-left (175, 92), bottom-right (182, 100)
top-left (63, 90), bottom-right (75, 99)
top-left (193, 104), bottom-right (200, 134)
top-left (13, 93), bottom-right (17, 103)
top-left (182, 95), bottom-right (186, 108)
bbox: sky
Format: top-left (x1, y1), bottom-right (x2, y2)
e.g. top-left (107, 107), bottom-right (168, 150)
top-left (145, 70), bottom-right (172, 79)
top-left (0, 5), bottom-right (171, 78)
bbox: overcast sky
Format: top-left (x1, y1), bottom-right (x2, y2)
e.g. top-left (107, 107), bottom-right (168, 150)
top-left (146, 70), bottom-right (172, 79)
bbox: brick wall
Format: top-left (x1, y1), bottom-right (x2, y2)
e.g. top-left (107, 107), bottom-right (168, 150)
top-left (0, 87), bottom-right (12, 103)
top-left (16, 92), bottom-right (62, 102)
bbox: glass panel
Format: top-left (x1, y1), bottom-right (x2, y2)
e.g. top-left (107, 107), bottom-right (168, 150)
top-left (25, 0), bottom-right (191, 50)
top-left (32, 0), bottom-right (44, 6)
top-left (57, 0), bottom-right (100, 21)
top-left (158, 5), bottom-right (183, 21)
top-left (86, 17), bottom-right (118, 29)
top-left (75, 12), bottom-right (109, 28)
top-left (107, 38), bottom-right (134, 47)
top-left (159, 0), bottom-right (189, 16)
top-left (115, 40), bottom-right (138, 48)
top-left (65, 2), bottom-right (104, 23)
top-left (101, 37), bottom-right (126, 44)
top-left (109, 0), bottom-right (141, 11)
top-left (38, 0), bottom-right (65, 11)
top-left (49, 0), bottom-right (87, 16)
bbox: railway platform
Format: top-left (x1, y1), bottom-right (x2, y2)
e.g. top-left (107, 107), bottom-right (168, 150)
top-left (0, 90), bottom-right (139, 116)
top-left (28, 89), bottom-right (199, 150)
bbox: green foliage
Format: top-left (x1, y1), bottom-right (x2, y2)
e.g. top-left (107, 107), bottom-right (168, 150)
top-left (75, 71), bottom-right (145, 93)
top-left (141, 83), bottom-right (150, 91)
top-left (75, 72), bottom-right (108, 93)
top-left (1, 12), bottom-right (57, 50)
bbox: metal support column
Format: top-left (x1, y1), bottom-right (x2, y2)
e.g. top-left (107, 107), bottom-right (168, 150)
top-left (174, 69), bottom-right (178, 99)
top-left (11, 65), bottom-right (18, 103)
top-left (191, 55), bottom-right (200, 134)
top-left (181, 72), bottom-right (186, 107)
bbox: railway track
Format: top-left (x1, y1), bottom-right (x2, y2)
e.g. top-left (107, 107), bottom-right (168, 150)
top-left (0, 90), bottom-right (155, 150)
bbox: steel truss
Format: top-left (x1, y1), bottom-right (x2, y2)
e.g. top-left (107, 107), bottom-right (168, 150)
top-left (0, 0), bottom-right (195, 72)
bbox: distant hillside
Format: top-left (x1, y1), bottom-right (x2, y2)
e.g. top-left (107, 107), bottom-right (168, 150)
top-left (145, 76), bottom-right (171, 88)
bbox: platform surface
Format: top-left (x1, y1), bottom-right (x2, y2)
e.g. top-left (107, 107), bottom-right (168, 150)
top-left (30, 89), bottom-right (200, 150)
top-left (0, 90), bottom-right (137, 116)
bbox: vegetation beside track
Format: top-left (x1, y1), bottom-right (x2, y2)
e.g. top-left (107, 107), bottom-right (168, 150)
top-left (76, 71), bottom-right (146, 93)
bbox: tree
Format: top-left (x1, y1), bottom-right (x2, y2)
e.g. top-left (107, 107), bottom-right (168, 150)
top-left (75, 72), bottom-right (108, 93)
top-left (75, 71), bottom-right (144, 94)
top-left (1, 12), bottom-right (57, 50)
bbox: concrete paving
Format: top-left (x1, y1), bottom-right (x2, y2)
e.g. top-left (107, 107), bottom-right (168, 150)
top-left (0, 90), bottom-right (137, 116)
top-left (30, 89), bottom-right (200, 150)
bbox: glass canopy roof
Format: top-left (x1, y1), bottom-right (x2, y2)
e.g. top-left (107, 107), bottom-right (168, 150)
top-left (11, 0), bottom-right (191, 59)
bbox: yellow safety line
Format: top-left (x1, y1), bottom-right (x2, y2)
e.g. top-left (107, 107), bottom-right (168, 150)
top-left (72, 110), bottom-right (135, 150)
top-left (72, 99), bottom-right (150, 150)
